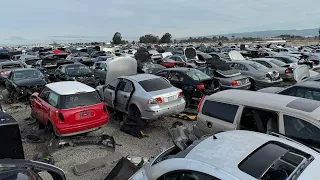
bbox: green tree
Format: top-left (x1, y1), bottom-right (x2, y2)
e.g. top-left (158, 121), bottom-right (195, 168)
top-left (159, 33), bottom-right (172, 43)
top-left (112, 32), bottom-right (122, 45)
top-left (139, 34), bottom-right (159, 43)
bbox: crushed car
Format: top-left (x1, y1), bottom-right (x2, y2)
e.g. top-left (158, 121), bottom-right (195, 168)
top-left (30, 81), bottom-right (109, 136)
top-left (5, 68), bottom-right (48, 102)
top-left (54, 63), bottom-right (99, 87)
top-left (0, 61), bottom-right (26, 83)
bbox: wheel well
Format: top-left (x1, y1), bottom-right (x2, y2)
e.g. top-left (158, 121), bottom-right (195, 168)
top-left (248, 77), bottom-right (255, 83)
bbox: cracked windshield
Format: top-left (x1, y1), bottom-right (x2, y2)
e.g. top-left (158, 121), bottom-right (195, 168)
top-left (1, 0), bottom-right (320, 180)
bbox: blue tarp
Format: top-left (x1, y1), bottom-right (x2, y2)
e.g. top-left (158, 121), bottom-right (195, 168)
top-left (0, 50), bottom-right (9, 54)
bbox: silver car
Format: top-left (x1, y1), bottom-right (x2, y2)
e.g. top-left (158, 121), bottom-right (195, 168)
top-left (227, 61), bottom-right (283, 89)
top-left (103, 74), bottom-right (185, 121)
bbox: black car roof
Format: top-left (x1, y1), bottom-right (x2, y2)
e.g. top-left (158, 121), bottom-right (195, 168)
top-left (293, 81), bottom-right (320, 89)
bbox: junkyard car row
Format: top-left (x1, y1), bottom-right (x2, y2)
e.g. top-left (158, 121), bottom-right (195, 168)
top-left (2, 43), bottom-right (320, 179)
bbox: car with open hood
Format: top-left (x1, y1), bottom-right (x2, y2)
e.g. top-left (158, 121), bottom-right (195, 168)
top-left (5, 68), bottom-right (48, 102)
top-left (130, 130), bottom-right (320, 180)
top-left (54, 63), bottom-right (99, 87)
top-left (227, 60), bottom-right (283, 89)
top-left (96, 56), bottom-right (185, 121)
top-left (30, 81), bottom-right (109, 136)
top-left (155, 68), bottom-right (220, 108)
top-left (251, 58), bottom-right (310, 82)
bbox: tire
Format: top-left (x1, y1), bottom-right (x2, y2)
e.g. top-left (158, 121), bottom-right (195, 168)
top-left (129, 105), bottom-right (141, 118)
top-left (183, 93), bottom-right (191, 108)
top-left (249, 78), bottom-right (256, 90)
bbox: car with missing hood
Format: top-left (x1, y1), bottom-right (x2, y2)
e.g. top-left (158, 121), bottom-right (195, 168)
top-left (251, 58), bottom-right (310, 82)
top-left (0, 61), bottom-right (26, 83)
top-left (54, 63), bottom-right (99, 87)
top-left (130, 130), bottom-right (320, 180)
top-left (227, 60), bottom-right (283, 89)
top-left (5, 68), bottom-right (48, 102)
top-left (30, 81), bottom-right (109, 136)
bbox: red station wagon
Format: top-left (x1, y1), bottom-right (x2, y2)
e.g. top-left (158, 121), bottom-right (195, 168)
top-left (30, 81), bottom-right (108, 136)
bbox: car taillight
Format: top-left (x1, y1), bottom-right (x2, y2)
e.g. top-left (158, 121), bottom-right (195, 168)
top-left (58, 113), bottom-right (64, 122)
top-left (231, 80), bottom-right (238, 86)
top-left (196, 84), bottom-right (205, 90)
top-left (178, 91), bottom-right (183, 98)
top-left (0, 71), bottom-right (8, 75)
top-left (169, 62), bottom-right (175, 67)
top-left (147, 97), bottom-right (163, 104)
top-left (197, 96), bottom-right (206, 112)
top-left (285, 69), bottom-right (293, 74)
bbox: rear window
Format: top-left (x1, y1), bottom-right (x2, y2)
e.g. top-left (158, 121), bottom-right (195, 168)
top-left (1, 63), bottom-right (22, 69)
top-left (202, 101), bottom-right (238, 123)
top-left (186, 69), bottom-right (211, 81)
top-left (139, 78), bottom-right (172, 92)
top-left (60, 91), bottom-right (101, 109)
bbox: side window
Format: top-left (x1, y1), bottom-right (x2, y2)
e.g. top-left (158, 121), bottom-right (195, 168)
top-left (156, 71), bottom-right (168, 78)
top-left (157, 171), bottom-right (221, 180)
top-left (240, 107), bottom-right (279, 133)
top-left (278, 87), bottom-right (298, 96)
top-left (168, 72), bottom-right (184, 82)
top-left (202, 101), bottom-right (239, 123)
top-left (61, 66), bottom-right (66, 74)
top-left (99, 63), bottom-right (106, 69)
top-left (169, 56), bottom-right (176, 60)
top-left (39, 88), bottom-right (51, 101)
top-left (242, 64), bottom-right (248, 71)
top-left (94, 63), bottom-right (100, 69)
top-left (283, 115), bottom-right (320, 144)
top-left (234, 63), bottom-right (244, 70)
top-left (118, 79), bottom-right (133, 92)
top-left (107, 79), bottom-right (119, 90)
top-left (47, 92), bottom-right (59, 108)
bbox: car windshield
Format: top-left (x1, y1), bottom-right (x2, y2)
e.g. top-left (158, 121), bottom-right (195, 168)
top-left (60, 91), bottom-right (101, 109)
top-left (249, 62), bottom-right (269, 70)
top-left (139, 78), bottom-right (172, 92)
top-left (186, 69), bottom-right (211, 81)
top-left (66, 65), bottom-right (92, 75)
top-left (13, 69), bottom-right (44, 80)
top-left (270, 59), bottom-right (287, 66)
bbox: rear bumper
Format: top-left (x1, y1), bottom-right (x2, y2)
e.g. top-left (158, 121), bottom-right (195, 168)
top-left (142, 100), bottom-right (186, 120)
top-left (256, 78), bottom-right (283, 88)
top-left (221, 83), bottom-right (251, 90)
top-left (55, 115), bottom-right (108, 136)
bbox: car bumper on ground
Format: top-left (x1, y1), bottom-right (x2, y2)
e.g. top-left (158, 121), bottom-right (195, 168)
top-left (55, 116), bottom-right (108, 136)
top-left (256, 78), bottom-right (283, 88)
top-left (142, 100), bottom-right (186, 120)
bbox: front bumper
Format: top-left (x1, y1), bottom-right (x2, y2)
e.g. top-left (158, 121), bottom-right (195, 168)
top-left (256, 78), bottom-right (283, 88)
top-left (142, 100), bottom-right (186, 120)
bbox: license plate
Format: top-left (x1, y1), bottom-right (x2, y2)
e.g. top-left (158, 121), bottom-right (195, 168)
top-left (168, 96), bottom-right (175, 101)
top-left (80, 111), bottom-right (91, 118)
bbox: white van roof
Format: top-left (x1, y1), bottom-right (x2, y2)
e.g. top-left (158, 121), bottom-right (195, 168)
top-left (206, 90), bottom-right (320, 121)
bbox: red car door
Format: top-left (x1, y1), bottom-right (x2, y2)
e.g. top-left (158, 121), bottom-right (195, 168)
top-left (31, 88), bottom-right (51, 123)
top-left (42, 92), bottom-right (59, 125)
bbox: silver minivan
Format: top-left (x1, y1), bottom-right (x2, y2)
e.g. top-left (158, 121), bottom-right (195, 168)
top-left (194, 89), bottom-right (320, 149)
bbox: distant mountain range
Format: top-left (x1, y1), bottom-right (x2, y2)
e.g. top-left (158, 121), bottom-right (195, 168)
top-left (177, 28), bottom-right (319, 39)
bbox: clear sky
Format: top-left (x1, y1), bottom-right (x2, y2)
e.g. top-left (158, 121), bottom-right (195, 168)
top-left (0, 0), bottom-right (319, 44)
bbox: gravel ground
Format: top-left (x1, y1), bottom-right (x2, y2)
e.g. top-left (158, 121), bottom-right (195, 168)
top-left (1, 88), bottom-right (195, 180)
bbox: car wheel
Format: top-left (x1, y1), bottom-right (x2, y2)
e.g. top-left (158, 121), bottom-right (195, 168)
top-left (183, 93), bottom-right (191, 108)
top-left (46, 120), bottom-right (53, 133)
top-left (249, 78), bottom-right (256, 90)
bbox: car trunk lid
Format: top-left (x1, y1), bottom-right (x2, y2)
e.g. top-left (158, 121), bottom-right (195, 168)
top-left (148, 87), bottom-right (182, 106)
top-left (293, 65), bottom-right (310, 82)
top-left (58, 103), bottom-right (105, 125)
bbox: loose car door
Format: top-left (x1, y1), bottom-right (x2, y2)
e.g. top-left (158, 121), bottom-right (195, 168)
top-left (41, 92), bottom-right (58, 125)
top-left (35, 88), bottom-right (51, 123)
top-left (104, 79), bottom-right (120, 108)
top-left (115, 79), bottom-right (134, 112)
